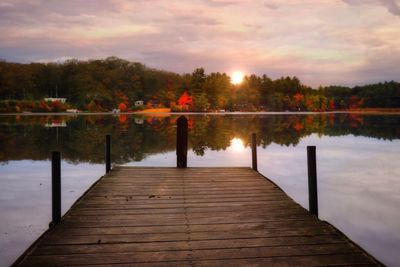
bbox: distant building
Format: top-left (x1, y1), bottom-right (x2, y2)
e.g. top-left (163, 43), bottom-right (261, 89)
top-left (135, 100), bottom-right (144, 106)
top-left (44, 98), bottom-right (67, 103)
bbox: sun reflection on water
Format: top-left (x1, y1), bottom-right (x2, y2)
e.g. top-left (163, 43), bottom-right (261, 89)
top-left (230, 137), bottom-right (245, 151)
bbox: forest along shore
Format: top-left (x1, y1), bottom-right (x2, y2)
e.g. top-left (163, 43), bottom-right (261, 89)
top-left (1, 109), bottom-right (400, 116)
top-left (1, 58), bottom-right (399, 114)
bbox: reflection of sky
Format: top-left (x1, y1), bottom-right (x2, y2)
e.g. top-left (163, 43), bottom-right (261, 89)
top-left (0, 161), bottom-right (103, 267)
top-left (1, 134), bottom-right (399, 266)
top-left (126, 134), bottom-right (400, 266)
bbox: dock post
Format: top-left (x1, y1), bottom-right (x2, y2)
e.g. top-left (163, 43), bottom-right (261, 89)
top-left (177, 116), bottom-right (188, 168)
top-left (251, 133), bottom-right (257, 171)
top-left (307, 146), bottom-right (318, 217)
top-left (106, 134), bottom-right (111, 173)
top-left (51, 151), bottom-right (61, 225)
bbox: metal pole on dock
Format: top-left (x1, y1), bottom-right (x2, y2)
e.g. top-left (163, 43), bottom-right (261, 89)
top-left (251, 133), bottom-right (257, 171)
top-left (51, 151), bottom-right (61, 225)
top-left (106, 134), bottom-right (111, 173)
top-left (177, 116), bottom-right (188, 168)
top-left (307, 146), bottom-right (318, 217)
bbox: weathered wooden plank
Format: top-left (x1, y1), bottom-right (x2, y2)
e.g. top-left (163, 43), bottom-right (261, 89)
top-left (191, 254), bottom-right (374, 267)
top-left (79, 197), bottom-right (291, 206)
top-left (73, 201), bottom-right (296, 210)
top-left (68, 205), bottom-right (301, 216)
top-left (33, 235), bottom-right (345, 255)
top-left (64, 209), bottom-right (309, 222)
top-left (89, 187), bottom-right (278, 192)
top-left (53, 219), bottom-right (323, 234)
top-left (44, 224), bottom-right (336, 244)
top-left (72, 203), bottom-right (297, 212)
top-left (47, 254), bottom-right (372, 267)
top-left (15, 167), bottom-right (380, 267)
top-left (83, 193), bottom-right (286, 201)
top-left (20, 243), bottom-right (358, 266)
top-left (59, 215), bottom-right (316, 229)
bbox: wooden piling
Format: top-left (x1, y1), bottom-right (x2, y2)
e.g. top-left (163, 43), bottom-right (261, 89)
top-left (176, 116), bottom-right (188, 168)
top-left (252, 133), bottom-right (257, 171)
top-left (106, 134), bottom-right (111, 173)
top-left (51, 151), bottom-right (61, 225)
top-left (307, 146), bottom-right (318, 217)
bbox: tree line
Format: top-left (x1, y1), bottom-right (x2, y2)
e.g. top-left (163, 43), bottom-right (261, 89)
top-left (0, 57), bottom-right (399, 112)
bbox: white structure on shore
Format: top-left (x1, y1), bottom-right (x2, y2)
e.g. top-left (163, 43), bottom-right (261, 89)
top-left (44, 98), bottom-right (67, 103)
top-left (135, 100), bottom-right (144, 106)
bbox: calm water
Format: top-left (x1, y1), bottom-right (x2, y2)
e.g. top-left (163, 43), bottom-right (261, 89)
top-left (0, 113), bottom-right (399, 266)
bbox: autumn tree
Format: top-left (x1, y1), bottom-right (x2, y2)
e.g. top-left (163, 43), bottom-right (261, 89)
top-left (0, 58), bottom-right (398, 113)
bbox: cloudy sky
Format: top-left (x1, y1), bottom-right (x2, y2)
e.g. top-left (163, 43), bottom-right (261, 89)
top-left (0, 0), bottom-right (399, 86)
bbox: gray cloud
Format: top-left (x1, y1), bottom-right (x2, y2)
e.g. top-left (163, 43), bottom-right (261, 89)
top-left (0, 0), bottom-right (121, 27)
top-left (201, 0), bottom-right (239, 7)
top-left (349, 49), bottom-right (400, 84)
top-left (0, 0), bottom-right (399, 86)
top-left (379, 0), bottom-right (400, 16)
top-left (343, 0), bottom-right (400, 16)
top-left (174, 15), bottom-right (221, 26)
top-left (264, 1), bottom-right (279, 10)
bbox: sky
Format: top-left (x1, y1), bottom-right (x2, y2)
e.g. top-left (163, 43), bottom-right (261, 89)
top-left (0, 0), bottom-right (399, 87)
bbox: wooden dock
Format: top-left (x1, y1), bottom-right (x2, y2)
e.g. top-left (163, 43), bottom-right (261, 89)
top-left (16, 167), bottom-right (380, 266)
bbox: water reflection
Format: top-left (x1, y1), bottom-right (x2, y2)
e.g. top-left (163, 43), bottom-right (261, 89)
top-left (0, 113), bottom-right (399, 266)
top-left (0, 113), bottom-right (398, 163)
top-left (44, 118), bottom-right (67, 128)
top-left (230, 137), bottom-right (245, 151)
top-left (0, 161), bottom-right (103, 267)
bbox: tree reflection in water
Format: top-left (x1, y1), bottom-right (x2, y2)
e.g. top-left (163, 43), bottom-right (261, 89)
top-left (0, 113), bottom-right (399, 164)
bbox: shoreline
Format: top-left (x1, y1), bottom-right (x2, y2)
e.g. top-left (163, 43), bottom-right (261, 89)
top-left (1, 110), bottom-right (400, 116)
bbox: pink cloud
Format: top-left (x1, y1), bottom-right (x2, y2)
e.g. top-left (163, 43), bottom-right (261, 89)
top-left (0, 0), bottom-right (399, 86)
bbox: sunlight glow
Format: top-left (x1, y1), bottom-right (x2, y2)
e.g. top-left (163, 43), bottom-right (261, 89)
top-left (231, 71), bottom-right (244, 85)
top-left (230, 138), bottom-right (245, 151)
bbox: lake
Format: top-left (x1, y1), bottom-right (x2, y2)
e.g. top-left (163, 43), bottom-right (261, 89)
top-left (0, 113), bottom-right (399, 266)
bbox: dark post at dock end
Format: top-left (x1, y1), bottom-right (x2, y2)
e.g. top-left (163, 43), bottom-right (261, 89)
top-left (51, 151), bottom-right (61, 225)
top-left (307, 146), bottom-right (318, 217)
top-left (251, 133), bottom-right (257, 171)
top-left (106, 134), bottom-right (111, 173)
top-left (177, 116), bottom-right (188, 168)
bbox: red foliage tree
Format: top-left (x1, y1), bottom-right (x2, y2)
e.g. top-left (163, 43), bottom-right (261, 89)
top-left (306, 99), bottom-right (314, 111)
top-left (178, 91), bottom-right (193, 106)
top-left (349, 96), bottom-right (364, 109)
top-left (119, 102), bottom-right (127, 111)
top-left (293, 93), bottom-right (304, 103)
top-left (115, 91), bottom-right (129, 104)
top-left (52, 100), bottom-right (65, 112)
top-left (320, 101), bottom-right (327, 111)
top-left (328, 98), bottom-right (335, 110)
top-left (40, 101), bottom-right (51, 112)
top-left (293, 122), bottom-right (304, 131)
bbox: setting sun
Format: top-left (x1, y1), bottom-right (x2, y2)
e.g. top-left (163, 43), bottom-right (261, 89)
top-left (231, 71), bottom-right (244, 85)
